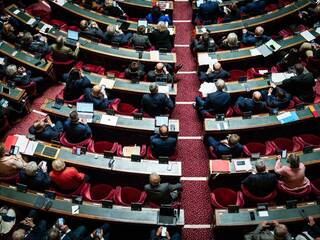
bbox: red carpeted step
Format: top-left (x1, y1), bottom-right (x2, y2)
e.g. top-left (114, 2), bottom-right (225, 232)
top-left (173, 2), bottom-right (193, 20)
top-left (7, 112), bottom-right (43, 136)
top-left (175, 48), bottom-right (197, 71)
top-left (175, 74), bottom-right (199, 102)
top-left (32, 83), bottom-right (65, 110)
top-left (174, 22), bottom-right (194, 45)
top-left (182, 228), bottom-right (213, 240)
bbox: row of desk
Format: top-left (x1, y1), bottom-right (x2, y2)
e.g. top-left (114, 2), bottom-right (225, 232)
top-left (116, 0), bottom-right (173, 10)
top-left (41, 99), bottom-right (180, 134)
top-left (0, 183), bottom-right (184, 226)
top-left (6, 5), bottom-right (177, 64)
top-left (195, 0), bottom-right (311, 35)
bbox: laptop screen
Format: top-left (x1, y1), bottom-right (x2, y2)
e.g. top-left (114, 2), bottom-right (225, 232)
top-left (138, 20), bottom-right (148, 27)
top-left (67, 30), bottom-right (79, 41)
top-left (77, 102), bottom-right (93, 113)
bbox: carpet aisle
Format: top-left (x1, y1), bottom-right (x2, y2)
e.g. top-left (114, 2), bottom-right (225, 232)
top-left (171, 2), bottom-right (213, 239)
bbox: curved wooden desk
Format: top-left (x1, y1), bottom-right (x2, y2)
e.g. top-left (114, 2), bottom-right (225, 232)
top-left (116, 0), bottom-right (173, 10)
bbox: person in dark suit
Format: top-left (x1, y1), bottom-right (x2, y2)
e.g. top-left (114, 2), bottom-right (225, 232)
top-left (150, 125), bottom-right (177, 157)
top-left (147, 63), bottom-right (173, 83)
top-left (6, 64), bottom-right (44, 87)
top-left (235, 91), bottom-right (267, 114)
top-left (240, 0), bottom-right (266, 16)
top-left (242, 159), bottom-right (277, 197)
top-left (281, 63), bottom-right (315, 103)
top-left (150, 22), bottom-right (172, 52)
top-left (50, 36), bottom-right (80, 62)
top-left (103, 25), bottom-right (132, 46)
top-left (144, 172), bottom-right (182, 205)
top-left (207, 134), bottom-right (243, 158)
top-left (63, 111), bottom-right (92, 143)
top-left (84, 85), bottom-right (115, 110)
top-left (79, 20), bottom-right (105, 41)
top-left (20, 32), bottom-right (50, 56)
top-left (197, 0), bottom-right (221, 24)
top-left (141, 83), bottom-right (175, 117)
top-left (63, 68), bottom-right (91, 101)
top-left (2, 22), bottom-right (22, 43)
top-left (194, 79), bottom-right (231, 116)
top-left (124, 61), bottom-right (145, 81)
top-left (199, 62), bottom-right (230, 82)
top-left (101, 0), bottom-right (126, 17)
top-left (190, 32), bottom-right (217, 53)
top-left (129, 25), bottom-right (151, 50)
top-left (29, 116), bottom-right (63, 142)
top-left (19, 161), bottom-right (51, 191)
top-left (242, 26), bottom-right (271, 46)
top-left (223, 3), bottom-right (241, 22)
top-left (47, 219), bottom-right (87, 240)
top-left (261, 83), bottom-right (292, 109)
top-left (220, 32), bottom-right (240, 50)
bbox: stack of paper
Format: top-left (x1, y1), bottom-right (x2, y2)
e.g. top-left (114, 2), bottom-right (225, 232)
top-left (216, 121), bottom-right (228, 130)
top-left (250, 48), bottom-right (261, 56)
top-left (198, 53), bottom-right (217, 66)
top-left (265, 39), bottom-right (281, 52)
top-left (100, 78), bottom-right (115, 89)
top-left (316, 27), bottom-right (320, 34)
top-left (15, 135), bottom-right (29, 153)
top-left (277, 111), bottom-right (299, 124)
top-left (155, 116), bottom-right (169, 127)
top-left (271, 72), bottom-right (295, 83)
top-left (24, 141), bottom-right (39, 156)
top-left (150, 51), bottom-right (160, 61)
top-left (100, 115), bottom-right (118, 126)
top-left (232, 159), bottom-right (252, 171)
top-left (257, 44), bottom-right (272, 57)
top-left (199, 82), bottom-right (217, 97)
top-left (300, 30), bottom-right (316, 42)
top-left (39, 24), bottom-right (53, 34)
top-left (13, 9), bottom-right (20, 15)
top-left (158, 85), bottom-right (169, 94)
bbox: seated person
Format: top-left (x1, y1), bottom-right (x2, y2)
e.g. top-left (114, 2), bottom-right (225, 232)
top-left (281, 63), bottom-right (315, 103)
top-left (242, 26), bottom-right (271, 46)
top-left (235, 91), bottom-right (267, 114)
top-left (196, 0), bottom-right (221, 24)
top-left (150, 125), bottom-right (177, 157)
top-left (19, 161), bottom-right (51, 191)
top-left (103, 25), bottom-right (132, 46)
top-left (1, 22), bottom-right (21, 43)
top-left (207, 134), bottom-right (243, 158)
top-left (63, 68), bottom-right (91, 101)
top-left (296, 216), bottom-right (320, 240)
top-left (150, 227), bottom-right (181, 240)
top-left (144, 172), bottom-right (182, 205)
top-left (190, 32), bottom-right (217, 53)
top-left (199, 62), bottom-right (230, 82)
top-left (275, 153), bottom-right (310, 190)
top-left (129, 25), bottom-right (151, 50)
top-left (240, 0), bottom-right (266, 16)
top-left (147, 62), bottom-right (173, 83)
top-left (261, 83), bottom-right (291, 109)
top-left (146, 6), bottom-right (172, 24)
top-left (28, 116), bottom-right (63, 142)
top-left (100, 0), bottom-right (126, 17)
top-left (141, 83), bottom-right (175, 117)
top-left (276, 48), bottom-right (299, 72)
top-left (85, 223), bottom-right (110, 240)
top-left (150, 22), bottom-right (172, 52)
top-left (242, 159), bottom-right (277, 197)
top-left (6, 64), bottom-right (44, 87)
top-left (63, 111), bottom-right (92, 143)
top-left (79, 20), bottom-right (105, 41)
top-left (124, 61), bottom-right (146, 81)
top-left (223, 3), bottom-right (241, 22)
top-left (220, 32), bottom-right (240, 50)
top-left (20, 32), bottom-right (49, 56)
top-left (244, 221), bottom-right (292, 240)
top-left (47, 219), bottom-right (86, 240)
top-left (0, 143), bottom-right (26, 178)
top-left (84, 85), bottom-right (115, 110)
top-left (49, 159), bottom-right (86, 192)
top-left (194, 79), bottom-right (231, 116)
top-left (49, 36), bottom-right (80, 62)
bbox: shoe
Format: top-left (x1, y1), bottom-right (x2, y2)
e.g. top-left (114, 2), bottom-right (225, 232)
top-left (174, 64), bottom-right (183, 73)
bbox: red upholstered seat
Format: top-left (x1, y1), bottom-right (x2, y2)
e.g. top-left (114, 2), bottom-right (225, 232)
top-left (243, 142), bottom-right (275, 156)
top-left (112, 102), bottom-right (139, 116)
top-left (202, 106), bottom-right (234, 118)
top-left (59, 132), bottom-right (95, 152)
top-left (20, 82), bottom-right (37, 97)
top-left (146, 146), bottom-right (177, 160)
top-left (266, 137), bottom-right (303, 153)
top-left (0, 174), bottom-right (18, 184)
top-left (292, 96), bottom-right (305, 105)
top-left (56, 89), bottom-right (84, 104)
top-left (113, 186), bottom-right (147, 206)
top-left (311, 178), bottom-right (320, 196)
top-left (295, 134), bottom-right (320, 147)
top-left (210, 188), bottom-right (244, 209)
top-left (277, 181), bottom-right (311, 198)
top-left (246, 67), bottom-right (269, 79)
top-left (54, 182), bottom-right (90, 198)
top-left (228, 70), bottom-right (246, 82)
top-left (241, 184), bottom-right (277, 203)
top-left (208, 146), bottom-right (218, 159)
top-left (93, 141), bottom-right (119, 155)
top-left (84, 184), bottom-right (115, 202)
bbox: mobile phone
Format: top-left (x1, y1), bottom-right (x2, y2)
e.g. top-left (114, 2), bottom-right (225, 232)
top-left (249, 211), bottom-right (255, 221)
top-left (10, 145), bottom-right (19, 155)
top-left (167, 164), bottom-right (172, 171)
top-left (281, 150), bottom-right (287, 159)
top-left (57, 218), bottom-right (64, 226)
top-left (161, 226), bottom-right (167, 237)
top-left (237, 160), bottom-right (245, 165)
top-left (76, 147), bottom-right (81, 155)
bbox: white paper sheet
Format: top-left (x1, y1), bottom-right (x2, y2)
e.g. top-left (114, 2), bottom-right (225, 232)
top-left (27, 18), bottom-right (36, 25)
top-left (198, 53), bottom-right (217, 66)
top-left (13, 9), bottom-right (20, 15)
top-left (39, 24), bottom-right (53, 34)
top-left (250, 48), bottom-right (261, 56)
top-left (258, 70), bottom-right (268, 75)
top-left (158, 85), bottom-right (169, 93)
top-left (15, 135), bottom-right (29, 153)
top-left (199, 82), bottom-right (217, 97)
top-left (232, 159), bottom-right (252, 171)
top-left (271, 72), bottom-right (295, 83)
top-left (24, 141), bottom-right (39, 156)
top-left (265, 39), bottom-right (281, 52)
top-left (100, 115), bottom-right (118, 126)
top-left (71, 205), bottom-right (79, 215)
top-left (100, 78), bottom-right (115, 89)
top-left (300, 30), bottom-right (316, 42)
top-left (258, 210), bottom-right (269, 217)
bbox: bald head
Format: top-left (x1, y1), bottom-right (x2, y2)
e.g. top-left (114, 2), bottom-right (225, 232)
top-left (92, 85), bottom-right (102, 96)
top-left (155, 63), bottom-right (164, 73)
top-left (213, 62), bottom-right (222, 71)
top-left (159, 125), bottom-right (168, 138)
top-left (215, 79), bottom-right (225, 91)
top-left (255, 26), bottom-right (264, 36)
top-left (80, 20), bottom-right (88, 30)
top-left (149, 172), bottom-right (161, 186)
top-left (252, 91), bottom-right (262, 102)
top-left (255, 160), bottom-right (266, 173)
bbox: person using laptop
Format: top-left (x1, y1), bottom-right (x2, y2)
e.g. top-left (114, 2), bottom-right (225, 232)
top-left (150, 125), bottom-right (177, 158)
top-left (29, 116), bottom-right (64, 142)
top-left (79, 20), bottom-right (105, 41)
top-left (150, 226), bottom-right (181, 240)
top-left (49, 36), bottom-right (80, 62)
top-left (83, 85), bottom-right (116, 111)
top-left (63, 111), bottom-right (92, 144)
top-left (144, 172), bottom-right (182, 205)
top-left (147, 63), bottom-right (173, 83)
top-left (141, 83), bottom-right (175, 117)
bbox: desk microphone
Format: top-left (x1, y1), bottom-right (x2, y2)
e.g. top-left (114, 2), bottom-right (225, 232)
top-left (108, 159), bottom-right (115, 169)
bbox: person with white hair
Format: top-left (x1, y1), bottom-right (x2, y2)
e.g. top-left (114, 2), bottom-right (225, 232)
top-left (103, 24), bottom-right (132, 46)
top-left (242, 26), bottom-right (271, 46)
top-left (150, 21), bottom-right (172, 52)
top-left (220, 32), bottom-right (240, 50)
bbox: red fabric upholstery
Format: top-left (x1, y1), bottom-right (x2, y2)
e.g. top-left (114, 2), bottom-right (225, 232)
top-left (60, 132), bottom-right (95, 152)
top-left (26, 2), bottom-right (51, 22)
top-left (0, 174), bottom-right (18, 184)
top-left (108, 98), bottom-right (121, 110)
top-left (202, 107), bottom-right (234, 118)
top-left (243, 142), bottom-right (275, 156)
top-left (56, 89), bottom-right (84, 104)
top-left (93, 141), bottom-right (119, 154)
top-left (306, 57), bottom-right (320, 77)
top-left (311, 178), bottom-right (320, 196)
top-left (267, 137), bottom-right (303, 153)
top-left (49, 19), bottom-right (68, 32)
top-left (287, 100), bottom-right (295, 109)
top-left (279, 29), bottom-right (293, 38)
top-left (117, 144), bottom-right (147, 158)
top-left (210, 188), bottom-right (244, 209)
top-left (292, 96), bottom-right (305, 105)
top-left (246, 67), bottom-right (268, 79)
top-left (228, 70), bottom-right (246, 82)
top-left (241, 184), bottom-right (277, 203)
top-left (113, 186), bottom-right (147, 206)
top-left (20, 82), bottom-right (37, 97)
top-left (208, 146), bottom-right (218, 159)
top-left (84, 184), bottom-right (115, 202)
top-left (75, 61), bottom-right (105, 75)
top-left (54, 182), bottom-right (90, 198)
top-left (111, 102), bottom-right (139, 116)
top-left (233, 105), bottom-right (242, 115)
top-left (68, 26), bottom-right (79, 31)
top-left (146, 146), bottom-right (177, 160)
top-left (277, 181), bottom-right (311, 198)
top-left (265, 3), bottom-right (278, 12)
top-left (296, 134), bottom-right (320, 147)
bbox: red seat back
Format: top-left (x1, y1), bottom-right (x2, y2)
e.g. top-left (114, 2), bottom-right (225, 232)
top-left (241, 184), bottom-right (277, 203)
top-left (84, 184), bottom-right (114, 202)
top-left (243, 143), bottom-right (270, 156)
top-left (311, 178), bottom-right (320, 196)
top-left (116, 103), bottom-right (139, 116)
top-left (114, 186), bottom-right (147, 206)
top-left (93, 141), bottom-right (118, 154)
top-left (210, 188), bottom-right (244, 209)
top-left (228, 70), bottom-right (246, 82)
top-left (298, 134), bottom-right (320, 147)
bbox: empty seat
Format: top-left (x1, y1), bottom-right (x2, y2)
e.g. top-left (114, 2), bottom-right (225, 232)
top-left (84, 184), bottom-right (115, 202)
top-left (146, 146), bottom-right (177, 160)
top-left (241, 184), bottom-right (277, 203)
top-left (277, 181), bottom-right (311, 198)
top-left (228, 70), bottom-right (246, 82)
top-left (113, 186), bottom-right (147, 206)
top-left (266, 137), bottom-right (303, 153)
top-left (311, 178), bottom-right (320, 196)
top-left (210, 187), bottom-right (244, 209)
top-left (295, 134), bottom-right (320, 147)
top-left (243, 142), bottom-right (275, 157)
top-left (93, 141), bottom-right (119, 155)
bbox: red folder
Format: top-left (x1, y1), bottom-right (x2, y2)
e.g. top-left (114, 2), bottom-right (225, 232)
top-left (210, 160), bottom-right (230, 173)
top-left (4, 135), bottom-right (18, 152)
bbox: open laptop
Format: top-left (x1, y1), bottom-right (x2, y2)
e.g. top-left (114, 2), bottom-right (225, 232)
top-left (66, 30), bottom-right (79, 46)
top-left (76, 102), bottom-right (94, 121)
top-left (158, 205), bottom-right (176, 225)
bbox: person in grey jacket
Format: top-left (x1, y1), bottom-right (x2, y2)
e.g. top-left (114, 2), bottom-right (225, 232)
top-left (144, 172), bottom-right (182, 205)
top-left (130, 25), bottom-right (151, 50)
top-left (244, 221), bottom-right (292, 240)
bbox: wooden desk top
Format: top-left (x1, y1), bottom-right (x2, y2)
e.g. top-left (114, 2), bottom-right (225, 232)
top-left (197, 29), bottom-right (319, 65)
top-left (116, 0), bottom-right (174, 10)
top-left (6, 5), bottom-right (177, 64)
top-left (0, 40), bottom-right (52, 73)
top-left (31, 140), bottom-right (182, 177)
top-left (83, 72), bottom-right (177, 96)
top-left (41, 99), bottom-right (180, 134)
top-left (0, 81), bottom-right (25, 103)
top-left (195, 0), bottom-right (311, 35)
top-left (215, 201), bottom-right (320, 227)
top-left (0, 183), bottom-right (185, 226)
top-left (209, 148), bottom-right (320, 176)
top-left (204, 104), bottom-right (320, 133)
